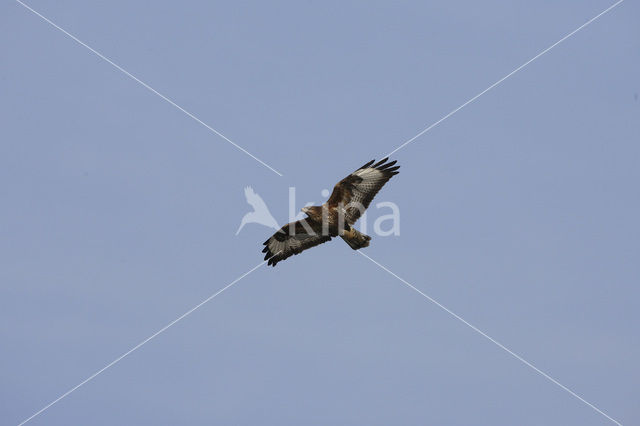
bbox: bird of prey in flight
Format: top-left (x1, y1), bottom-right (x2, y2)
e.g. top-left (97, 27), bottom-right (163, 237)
top-left (262, 158), bottom-right (399, 266)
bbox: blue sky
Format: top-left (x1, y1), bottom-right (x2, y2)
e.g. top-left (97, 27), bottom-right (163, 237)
top-left (1, 1), bottom-right (638, 425)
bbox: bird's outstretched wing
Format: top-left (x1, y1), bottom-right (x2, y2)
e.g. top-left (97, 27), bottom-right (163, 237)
top-left (262, 220), bottom-right (331, 266)
top-left (327, 157), bottom-right (400, 224)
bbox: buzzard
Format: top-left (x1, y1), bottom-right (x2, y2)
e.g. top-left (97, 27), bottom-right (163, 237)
top-left (262, 158), bottom-right (399, 266)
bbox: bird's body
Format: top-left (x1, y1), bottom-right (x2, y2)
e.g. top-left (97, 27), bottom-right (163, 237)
top-left (262, 158), bottom-right (399, 266)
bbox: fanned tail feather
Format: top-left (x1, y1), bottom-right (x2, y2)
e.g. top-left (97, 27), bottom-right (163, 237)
top-left (341, 228), bottom-right (371, 250)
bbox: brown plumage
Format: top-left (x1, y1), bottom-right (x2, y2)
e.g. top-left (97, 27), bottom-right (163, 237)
top-left (262, 158), bottom-right (399, 266)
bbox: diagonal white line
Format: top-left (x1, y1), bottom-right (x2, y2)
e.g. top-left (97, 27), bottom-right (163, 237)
top-left (17, 260), bottom-right (267, 426)
top-left (357, 251), bottom-right (622, 425)
top-left (386, 0), bottom-right (625, 158)
top-left (15, 0), bottom-right (284, 177)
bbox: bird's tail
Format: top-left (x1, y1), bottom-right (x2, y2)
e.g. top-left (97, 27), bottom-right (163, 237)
top-left (340, 228), bottom-right (371, 250)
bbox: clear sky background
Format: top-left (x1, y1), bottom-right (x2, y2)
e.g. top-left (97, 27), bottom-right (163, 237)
top-left (1, 1), bottom-right (638, 425)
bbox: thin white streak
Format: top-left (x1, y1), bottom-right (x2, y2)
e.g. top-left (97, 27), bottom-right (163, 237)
top-left (15, 0), bottom-right (284, 176)
top-left (357, 251), bottom-right (622, 425)
top-left (386, 0), bottom-right (624, 157)
top-left (17, 260), bottom-right (267, 426)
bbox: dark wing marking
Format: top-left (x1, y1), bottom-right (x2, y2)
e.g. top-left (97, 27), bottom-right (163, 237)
top-left (326, 157), bottom-right (399, 224)
top-left (262, 220), bottom-right (331, 266)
